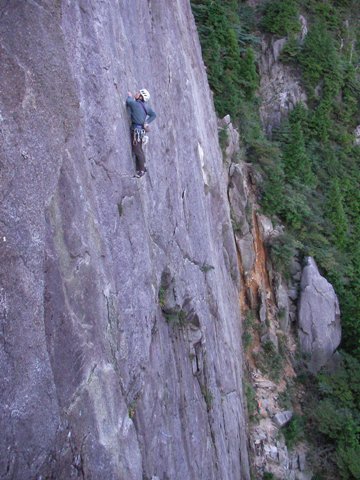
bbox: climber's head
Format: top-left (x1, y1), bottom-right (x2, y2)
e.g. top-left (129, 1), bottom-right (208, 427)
top-left (135, 88), bottom-right (150, 102)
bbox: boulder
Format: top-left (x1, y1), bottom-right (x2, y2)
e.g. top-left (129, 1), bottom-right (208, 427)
top-left (273, 410), bottom-right (293, 428)
top-left (298, 257), bottom-right (341, 373)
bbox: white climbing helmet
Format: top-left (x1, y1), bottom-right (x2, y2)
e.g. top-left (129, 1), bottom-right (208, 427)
top-left (139, 88), bottom-right (150, 102)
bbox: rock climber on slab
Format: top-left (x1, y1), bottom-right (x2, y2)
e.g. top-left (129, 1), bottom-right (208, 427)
top-left (126, 89), bottom-right (156, 178)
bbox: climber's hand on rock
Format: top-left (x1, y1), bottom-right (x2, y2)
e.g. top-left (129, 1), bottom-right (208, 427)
top-left (127, 91), bottom-right (133, 97)
top-left (144, 123), bottom-right (150, 132)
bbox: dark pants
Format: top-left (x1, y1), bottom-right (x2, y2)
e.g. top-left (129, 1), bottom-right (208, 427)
top-left (131, 130), bottom-right (146, 172)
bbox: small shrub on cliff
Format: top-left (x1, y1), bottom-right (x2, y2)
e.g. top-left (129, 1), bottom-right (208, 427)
top-left (263, 472), bottom-right (275, 479)
top-left (244, 379), bottom-right (258, 422)
top-left (280, 34), bottom-right (302, 63)
top-left (254, 340), bottom-right (283, 382)
top-left (218, 127), bottom-right (228, 157)
top-left (282, 414), bottom-right (305, 449)
top-left (201, 386), bottom-right (214, 411)
top-left (164, 309), bottom-right (187, 328)
top-left (266, 232), bottom-right (298, 278)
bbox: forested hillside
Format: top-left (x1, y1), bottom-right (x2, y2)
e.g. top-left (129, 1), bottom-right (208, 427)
top-left (191, 0), bottom-right (360, 478)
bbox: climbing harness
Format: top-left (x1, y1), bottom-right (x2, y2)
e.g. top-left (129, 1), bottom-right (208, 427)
top-left (132, 125), bottom-right (146, 145)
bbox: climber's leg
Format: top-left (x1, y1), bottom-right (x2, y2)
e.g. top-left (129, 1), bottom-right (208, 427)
top-left (130, 130), bottom-right (146, 173)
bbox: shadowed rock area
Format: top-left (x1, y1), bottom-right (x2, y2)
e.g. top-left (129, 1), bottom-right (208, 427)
top-left (0, 2), bottom-right (250, 479)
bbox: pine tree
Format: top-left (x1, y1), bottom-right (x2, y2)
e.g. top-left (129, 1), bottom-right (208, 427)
top-left (239, 47), bottom-right (259, 99)
top-left (326, 179), bottom-right (348, 251)
top-left (283, 121), bottom-right (314, 186)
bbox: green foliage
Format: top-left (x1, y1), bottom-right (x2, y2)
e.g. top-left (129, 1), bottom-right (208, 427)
top-left (282, 414), bottom-right (305, 449)
top-left (278, 383), bottom-right (295, 410)
top-left (263, 473), bottom-right (275, 480)
top-left (280, 34), bottom-right (302, 63)
top-left (310, 353), bottom-right (360, 479)
top-left (255, 340), bottom-right (283, 382)
top-left (158, 286), bottom-right (166, 308)
top-left (283, 121), bottom-right (315, 185)
top-left (218, 127), bottom-right (228, 156)
top-left (128, 401), bottom-right (136, 419)
top-left (243, 310), bottom-right (256, 351)
top-left (191, 0), bottom-right (259, 123)
top-left (299, 21), bottom-right (342, 98)
top-left (201, 386), bottom-right (214, 411)
top-left (164, 309), bottom-right (187, 328)
top-left (242, 331), bottom-right (253, 350)
top-left (261, 170), bottom-right (285, 216)
top-left (261, 0), bottom-right (301, 37)
top-left (267, 233), bottom-right (299, 277)
top-left (245, 309), bottom-right (256, 328)
top-left (244, 379), bottom-right (258, 422)
top-left (239, 47), bottom-right (259, 99)
top-left (326, 180), bottom-right (348, 251)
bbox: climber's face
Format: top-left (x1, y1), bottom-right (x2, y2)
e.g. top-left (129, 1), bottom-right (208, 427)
top-left (134, 92), bottom-right (141, 100)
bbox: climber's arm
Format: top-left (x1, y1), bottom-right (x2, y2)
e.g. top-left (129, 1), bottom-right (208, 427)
top-left (146, 107), bottom-right (156, 124)
top-left (126, 93), bottom-right (136, 106)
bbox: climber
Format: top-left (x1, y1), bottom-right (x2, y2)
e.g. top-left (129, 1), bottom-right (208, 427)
top-left (126, 88), bottom-right (157, 178)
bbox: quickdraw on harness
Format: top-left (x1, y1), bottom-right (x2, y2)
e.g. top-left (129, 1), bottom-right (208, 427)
top-left (132, 125), bottom-right (146, 145)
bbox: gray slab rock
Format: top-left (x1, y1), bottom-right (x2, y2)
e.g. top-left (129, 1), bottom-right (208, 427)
top-left (228, 163), bottom-right (256, 276)
top-left (275, 278), bottom-right (290, 332)
top-left (298, 257), bottom-right (341, 373)
top-left (0, 2), bottom-right (250, 480)
top-left (273, 411), bottom-right (293, 428)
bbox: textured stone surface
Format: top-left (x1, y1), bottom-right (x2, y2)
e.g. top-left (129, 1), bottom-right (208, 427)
top-left (218, 114), bottom-right (240, 164)
top-left (275, 278), bottom-right (290, 332)
top-left (273, 411), bottom-right (293, 428)
top-left (298, 257), bottom-right (341, 373)
top-left (251, 370), bottom-right (310, 480)
top-left (0, 2), bottom-right (249, 479)
top-left (259, 35), bottom-right (307, 135)
top-left (228, 162), bottom-right (255, 277)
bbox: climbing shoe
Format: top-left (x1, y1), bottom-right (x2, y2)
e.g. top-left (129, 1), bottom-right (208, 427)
top-left (135, 170), bottom-right (146, 178)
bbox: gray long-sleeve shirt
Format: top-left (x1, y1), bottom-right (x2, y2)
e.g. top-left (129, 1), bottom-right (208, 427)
top-left (126, 96), bottom-right (156, 128)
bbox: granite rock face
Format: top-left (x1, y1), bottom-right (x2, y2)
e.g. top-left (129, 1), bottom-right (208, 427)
top-left (0, 2), bottom-right (249, 479)
top-left (298, 257), bottom-right (341, 373)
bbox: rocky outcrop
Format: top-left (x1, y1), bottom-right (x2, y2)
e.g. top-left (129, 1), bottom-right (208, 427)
top-left (0, 2), bottom-right (250, 479)
top-left (220, 116), bottom-right (316, 479)
top-left (258, 29), bottom-right (308, 135)
top-left (298, 257), bottom-right (341, 373)
top-left (251, 371), bottom-right (311, 480)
